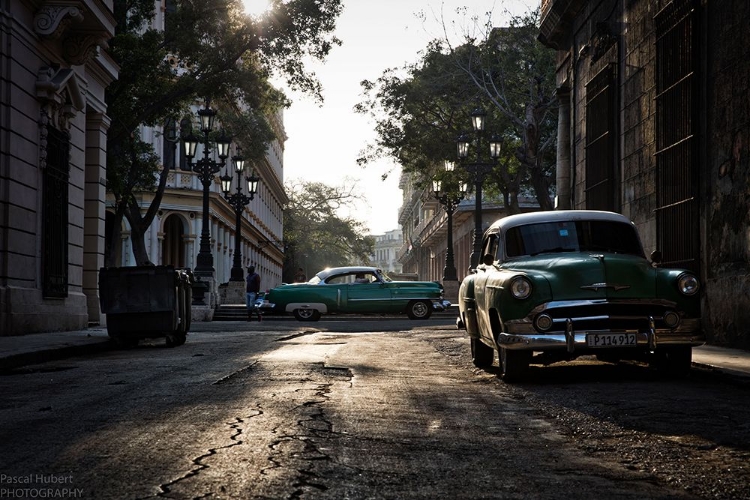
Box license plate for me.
[586,333,637,347]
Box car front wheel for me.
[470,337,494,367]
[406,300,432,320]
[499,347,531,383]
[293,308,321,322]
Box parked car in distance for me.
[457,210,705,382]
[259,266,448,321]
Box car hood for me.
[501,252,658,301]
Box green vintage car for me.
[457,210,705,382]
[260,266,448,321]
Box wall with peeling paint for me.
[542,0,750,349]
[703,0,750,348]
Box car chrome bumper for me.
[499,318,704,352]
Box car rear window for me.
[504,220,644,258]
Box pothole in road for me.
[276,330,320,342]
[316,364,353,380]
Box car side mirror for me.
[482,253,494,266]
[650,250,662,264]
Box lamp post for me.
[220,148,260,282]
[432,161,467,282]
[457,106,501,269]
[183,100,232,277]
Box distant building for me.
[369,229,403,273]
[396,171,538,284]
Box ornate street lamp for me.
[183,100,232,277]
[433,161,467,282]
[457,106,502,269]
[220,147,260,282]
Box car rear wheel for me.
[406,300,432,320]
[470,337,494,367]
[293,308,321,322]
[499,347,531,383]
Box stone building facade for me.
[0,1,118,334]
[396,171,538,301]
[540,0,750,348]
[107,109,288,303]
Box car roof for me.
[487,210,635,233]
[315,266,380,279]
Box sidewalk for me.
[0,324,748,379]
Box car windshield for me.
[504,220,644,258]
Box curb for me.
[0,339,113,372]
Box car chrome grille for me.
[538,301,677,332]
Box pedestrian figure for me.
[294,267,307,283]
[245,266,262,322]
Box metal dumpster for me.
[99,266,192,347]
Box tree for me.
[105,0,343,266]
[452,8,558,210]
[356,40,476,187]
[282,180,374,282]
[356,8,556,212]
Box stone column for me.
[556,86,572,210]
[83,112,110,325]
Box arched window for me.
[162,214,185,267]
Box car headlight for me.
[509,276,532,299]
[677,273,699,296]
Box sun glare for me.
[242,0,271,18]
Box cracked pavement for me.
[1,320,746,499]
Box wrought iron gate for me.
[654,0,700,274]
[42,125,70,298]
[585,64,617,211]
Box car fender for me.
[284,302,328,313]
[458,275,480,336]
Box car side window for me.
[327,275,353,284]
[482,233,499,263]
[352,272,377,284]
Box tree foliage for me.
[282,180,374,282]
[356,40,479,186]
[453,8,558,210]
[356,7,556,212]
[105,0,343,266]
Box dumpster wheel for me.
[166,332,187,347]
[111,335,139,349]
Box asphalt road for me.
[0,318,747,499]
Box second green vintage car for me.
[260,266,448,321]
[458,210,705,382]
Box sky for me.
[245,0,532,235]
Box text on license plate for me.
[586,333,637,347]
